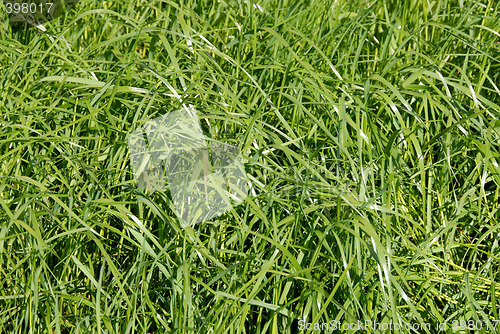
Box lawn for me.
[1,0,500,333]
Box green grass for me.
[1,0,500,333]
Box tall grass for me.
[1,0,500,333]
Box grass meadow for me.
[1,0,500,332]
